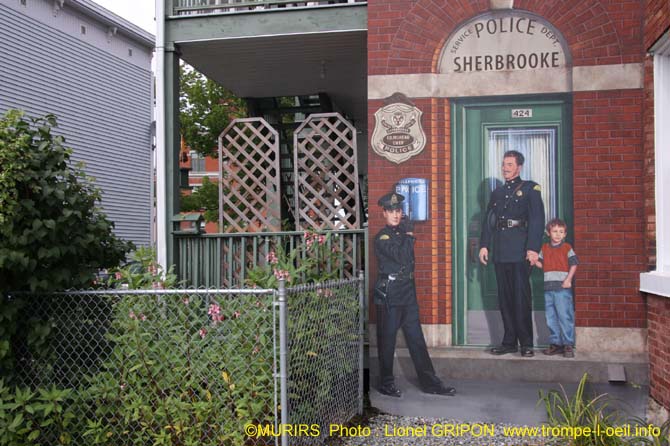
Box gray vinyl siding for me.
[0,3,153,247]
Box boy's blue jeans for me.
[544,288,575,346]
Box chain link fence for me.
[282,278,364,445]
[3,275,363,446]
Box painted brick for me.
[648,295,670,410]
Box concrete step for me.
[368,347,649,385]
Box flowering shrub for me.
[104,247,179,290]
[82,290,275,445]
[246,231,343,288]
[247,231,360,432]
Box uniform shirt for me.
[374,225,415,306]
[480,176,545,263]
[539,241,579,291]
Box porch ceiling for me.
[177,31,367,131]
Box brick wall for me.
[648,296,670,409]
[368,0,644,76]
[644,0,670,50]
[572,90,646,328]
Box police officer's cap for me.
[378,192,405,210]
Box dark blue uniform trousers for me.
[494,261,534,348]
[376,300,441,389]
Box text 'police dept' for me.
[449,16,563,72]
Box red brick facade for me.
[572,89,646,328]
[368,0,648,329]
[648,296,670,409]
[643,0,670,414]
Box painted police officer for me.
[374,192,456,397]
[478,150,545,357]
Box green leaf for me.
[9,413,24,430]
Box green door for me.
[452,97,572,346]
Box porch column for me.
[156,0,181,269]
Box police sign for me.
[371,93,426,164]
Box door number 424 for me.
[511,109,533,118]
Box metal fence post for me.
[278,279,289,446]
[357,270,365,415]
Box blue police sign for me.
[395,178,429,221]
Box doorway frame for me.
[451,94,573,346]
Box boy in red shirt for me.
[536,218,579,358]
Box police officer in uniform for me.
[374,192,456,397]
[478,150,545,357]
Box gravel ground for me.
[326,413,644,446]
[331,414,558,446]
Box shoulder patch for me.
[533,184,541,191]
[379,234,390,240]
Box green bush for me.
[1,109,132,387]
[82,292,275,445]
[0,380,78,446]
[80,249,275,445]
[0,109,133,292]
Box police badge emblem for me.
[371,94,426,164]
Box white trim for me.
[367,63,643,99]
[640,31,670,298]
[654,48,670,273]
[155,0,167,271]
[641,272,670,298]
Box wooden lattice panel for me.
[293,113,360,230]
[218,118,281,232]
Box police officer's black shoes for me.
[423,383,456,396]
[378,384,402,397]
[490,345,518,355]
[520,347,535,357]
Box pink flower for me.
[115,272,123,280]
[129,311,137,320]
[316,288,334,298]
[266,251,278,265]
[140,314,147,321]
[208,303,224,323]
[199,328,207,339]
[317,235,326,245]
[252,346,260,355]
[182,297,190,305]
[273,269,291,281]
[208,303,220,316]
[233,311,241,319]
[148,263,157,275]
[151,281,164,290]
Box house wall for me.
[367,0,647,349]
[0,0,154,247]
[643,0,670,413]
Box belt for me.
[379,272,414,281]
[497,219,527,229]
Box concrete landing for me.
[369,376,648,425]
[372,347,649,384]
[368,347,649,424]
